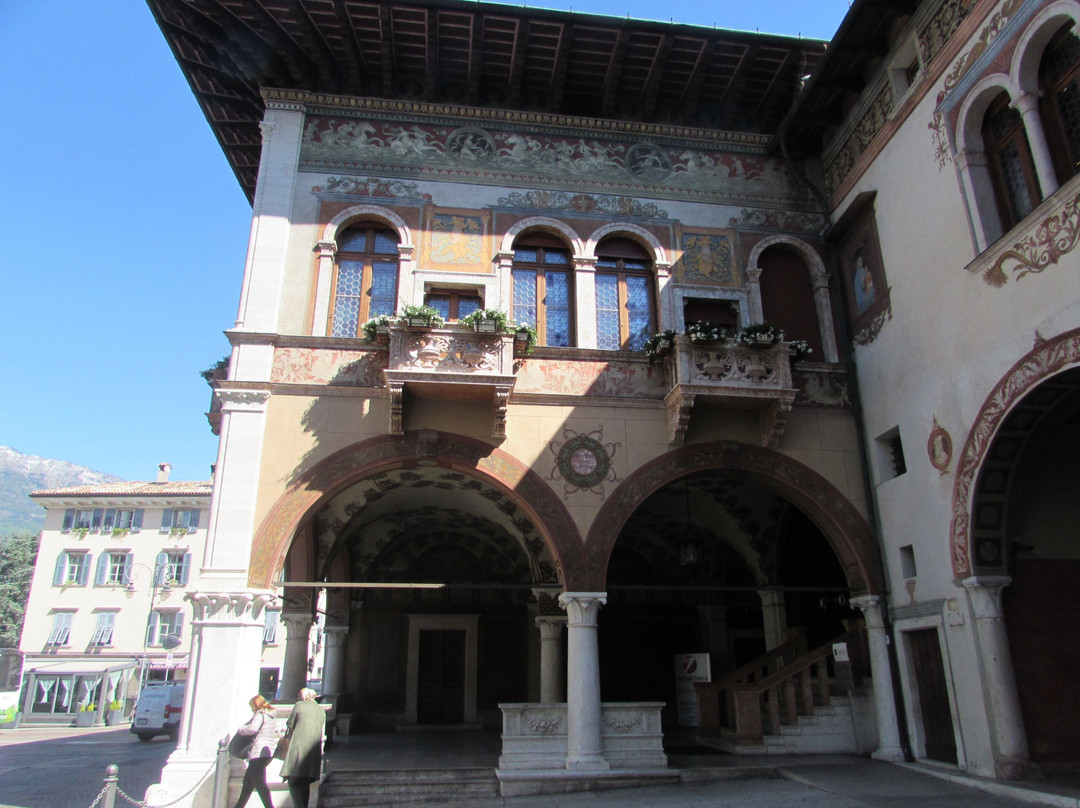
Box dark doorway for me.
[417,629,466,724]
[908,628,957,764]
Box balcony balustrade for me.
[662,336,798,447]
[382,324,518,438]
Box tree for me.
[0,532,40,648]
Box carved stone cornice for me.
[187,591,276,624]
[214,389,271,412]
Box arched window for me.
[758,246,824,358]
[1039,23,1080,186]
[982,92,1041,231]
[511,233,573,347]
[594,237,654,351]
[329,224,400,338]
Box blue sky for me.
[0,0,851,483]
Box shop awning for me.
[23,658,138,675]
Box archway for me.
[249,431,582,730]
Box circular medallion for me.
[555,434,611,488]
[447,127,495,164]
[625,143,672,181]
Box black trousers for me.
[287,775,315,808]
[233,756,273,808]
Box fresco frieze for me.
[271,347,386,387]
[496,190,668,219]
[301,115,800,204]
[430,213,485,265]
[313,176,432,200]
[514,359,666,398]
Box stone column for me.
[811,273,840,362]
[954,149,1000,251]
[535,616,567,704]
[278,612,314,702]
[310,241,337,336]
[573,256,597,349]
[850,595,905,761]
[962,576,1031,778]
[745,267,764,324]
[1013,92,1059,199]
[758,589,788,651]
[146,591,275,808]
[559,592,609,771]
[321,626,348,698]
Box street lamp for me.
[126,560,172,704]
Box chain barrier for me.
[90,758,217,808]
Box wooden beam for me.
[507,17,529,107]
[678,38,713,125]
[602,29,631,117]
[640,33,673,120]
[380,4,394,97]
[466,12,484,106]
[548,22,570,113]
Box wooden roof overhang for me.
[145,0,827,201]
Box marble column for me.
[811,273,840,362]
[758,589,788,651]
[962,576,1031,779]
[850,595,905,761]
[145,591,274,808]
[278,612,314,702]
[321,626,348,698]
[1013,92,1059,199]
[745,267,764,323]
[559,592,609,771]
[535,616,567,704]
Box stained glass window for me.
[330,224,400,336]
[511,241,573,347]
[594,238,654,351]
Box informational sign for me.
[674,653,712,727]
[833,642,855,691]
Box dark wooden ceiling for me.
[146,0,827,200]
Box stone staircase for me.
[317,767,499,808]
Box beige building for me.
[20,466,291,726]
[138,0,1080,803]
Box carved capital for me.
[962,575,1011,620]
[187,591,276,624]
[745,266,764,284]
[849,594,884,629]
[215,389,271,412]
[314,240,337,258]
[559,592,607,626]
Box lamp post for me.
[126,560,171,705]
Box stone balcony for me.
[383,324,519,438]
[662,336,798,447]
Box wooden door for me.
[417,630,466,724]
[908,629,957,763]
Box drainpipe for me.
[777,120,913,762]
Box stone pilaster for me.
[311,240,337,336]
[758,589,788,650]
[811,273,840,362]
[850,595,905,761]
[745,266,764,323]
[559,592,609,771]
[146,591,275,808]
[962,576,1031,779]
[535,616,567,704]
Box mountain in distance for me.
[0,446,122,536]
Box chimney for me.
[157,463,172,483]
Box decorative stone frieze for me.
[214,389,271,412]
[187,591,276,624]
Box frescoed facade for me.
[140,0,1080,803]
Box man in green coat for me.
[280,688,326,808]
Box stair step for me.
[319,768,499,807]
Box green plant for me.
[399,304,445,328]
[79,702,96,712]
[737,322,784,346]
[789,339,813,361]
[170,526,190,537]
[642,330,678,364]
[460,308,512,333]
[108,699,123,711]
[513,323,539,354]
[360,314,394,343]
[111,527,130,538]
[200,355,230,383]
[687,321,729,343]
[70,527,90,539]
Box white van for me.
[130,683,186,742]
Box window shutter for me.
[146,612,159,646]
[155,552,169,585]
[77,555,91,586]
[123,553,134,583]
[95,554,109,586]
[53,554,67,586]
[132,510,144,532]
[91,509,104,532]
[102,510,116,532]
[160,510,173,533]
[62,509,74,533]
[188,510,200,533]
[180,552,191,585]
[173,612,184,640]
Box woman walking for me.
[280,687,326,808]
[232,695,283,808]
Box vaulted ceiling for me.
[145,0,827,199]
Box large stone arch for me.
[950,328,1080,579]
[581,440,878,594]
[248,431,584,589]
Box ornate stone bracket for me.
[186,591,277,625]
